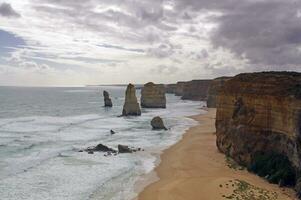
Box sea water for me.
[0,86,205,200]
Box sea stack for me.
[151,116,167,130]
[103,90,113,107]
[122,84,141,116]
[215,72,301,190]
[141,82,166,108]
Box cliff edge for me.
[215,72,301,193]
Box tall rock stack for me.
[175,81,186,96]
[103,90,113,107]
[141,82,166,108]
[181,80,212,101]
[206,77,231,108]
[215,72,301,191]
[122,84,141,116]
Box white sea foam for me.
[0,92,205,200]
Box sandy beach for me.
[138,108,296,200]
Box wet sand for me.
[138,108,296,200]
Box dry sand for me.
[137,108,296,200]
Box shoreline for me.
[136,108,296,200]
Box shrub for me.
[249,152,296,186]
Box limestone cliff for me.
[141,82,166,108]
[215,72,301,189]
[165,84,176,94]
[181,80,212,101]
[207,77,231,108]
[122,84,141,116]
[175,82,186,96]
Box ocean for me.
[0,86,205,200]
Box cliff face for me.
[181,80,212,101]
[216,72,301,187]
[122,84,141,116]
[141,82,166,108]
[207,77,231,108]
[175,82,186,96]
[165,84,176,94]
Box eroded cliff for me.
[215,72,301,190]
[175,81,186,96]
[165,84,176,94]
[207,77,231,108]
[181,80,212,101]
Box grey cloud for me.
[151,64,179,74]
[175,0,301,67]
[0,3,20,18]
[147,42,182,58]
[210,1,301,66]
[97,44,145,53]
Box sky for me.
[0,0,301,86]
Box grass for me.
[221,179,278,200]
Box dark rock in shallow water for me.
[151,116,167,130]
[85,143,117,154]
[88,151,94,154]
[118,145,133,153]
[94,144,116,152]
[103,90,113,107]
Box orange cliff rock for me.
[181,79,212,101]
[206,77,232,108]
[215,72,301,196]
[175,81,186,96]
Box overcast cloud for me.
[0,0,300,86]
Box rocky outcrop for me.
[118,145,133,153]
[165,84,176,94]
[181,80,212,101]
[84,144,117,154]
[122,84,141,116]
[103,90,113,107]
[175,81,186,96]
[141,82,166,108]
[151,116,168,130]
[215,72,301,189]
[118,145,143,153]
[207,77,232,108]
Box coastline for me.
[136,108,297,200]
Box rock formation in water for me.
[175,81,186,96]
[84,143,117,154]
[215,72,301,191]
[103,90,113,107]
[151,116,168,130]
[141,82,166,108]
[165,84,177,94]
[181,80,212,101]
[206,77,232,108]
[122,84,141,116]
